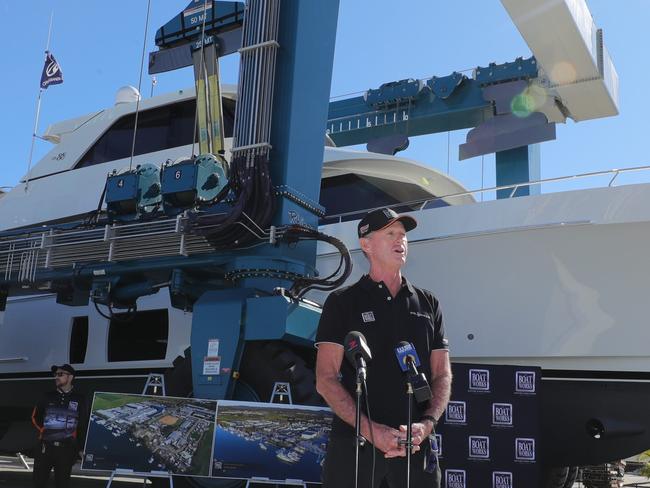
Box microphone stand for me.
[354,368,365,488]
[401,377,414,488]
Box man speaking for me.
[316,208,452,488]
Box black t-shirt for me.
[316,275,448,437]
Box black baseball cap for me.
[357,207,417,238]
[51,364,76,376]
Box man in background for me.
[32,364,88,488]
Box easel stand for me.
[269,382,293,404]
[106,468,173,488]
[142,373,166,396]
[16,452,30,470]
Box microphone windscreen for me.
[344,331,371,363]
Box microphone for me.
[395,342,421,373]
[344,331,372,381]
[395,341,432,404]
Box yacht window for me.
[69,316,89,364]
[76,98,235,168]
[319,173,447,224]
[107,309,168,362]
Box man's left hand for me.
[406,422,432,446]
[383,423,431,458]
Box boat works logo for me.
[435,433,442,456]
[361,311,375,323]
[493,471,513,488]
[445,401,466,424]
[492,403,513,426]
[515,371,536,394]
[515,438,536,462]
[468,435,490,459]
[445,469,466,488]
[468,369,490,392]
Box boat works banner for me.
[438,363,541,488]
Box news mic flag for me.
[40,51,63,89]
[344,331,372,365]
[394,341,421,372]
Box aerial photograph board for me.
[82,392,217,477]
[212,400,333,483]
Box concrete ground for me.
[0,456,151,487]
[2,456,650,487]
[622,474,650,487]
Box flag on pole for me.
[40,51,63,89]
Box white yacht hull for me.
[3,182,650,464]
[317,182,650,373]
[6,182,650,376]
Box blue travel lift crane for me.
[0,0,618,405]
[132,0,343,402]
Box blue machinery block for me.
[191,291,320,400]
[105,163,162,221]
[161,154,228,215]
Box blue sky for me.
[1,0,648,198]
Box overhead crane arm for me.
[328,72,491,149]
[326,57,556,162]
[326,0,618,199]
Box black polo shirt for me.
[316,274,448,437]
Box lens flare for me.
[511,92,535,118]
[550,61,577,85]
[511,85,549,118]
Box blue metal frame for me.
[326,56,538,149]
[189,0,340,399]
[154,1,245,49]
[327,75,490,148]
[496,145,541,198]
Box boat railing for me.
[0,357,28,363]
[324,164,650,223]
